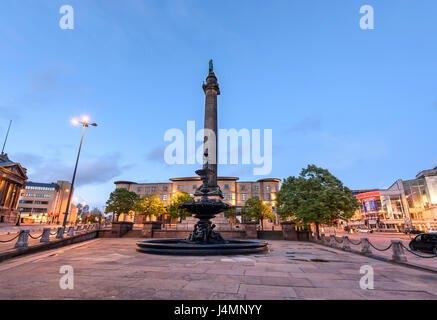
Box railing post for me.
[361,237,372,255]
[321,233,326,245]
[40,228,51,243]
[391,239,407,262]
[76,226,82,234]
[329,234,337,248]
[67,226,74,237]
[342,235,351,251]
[56,227,65,239]
[15,230,30,249]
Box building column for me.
[1,182,11,207]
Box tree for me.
[277,164,359,239]
[224,207,239,224]
[89,208,104,223]
[167,192,194,222]
[105,188,139,222]
[134,194,167,221]
[242,196,275,230]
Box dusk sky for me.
[1,0,437,211]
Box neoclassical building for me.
[0,153,28,224]
[114,177,281,225]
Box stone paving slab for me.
[0,238,436,300]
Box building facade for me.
[351,167,437,232]
[114,177,281,226]
[0,153,28,224]
[17,180,78,224]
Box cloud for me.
[146,146,165,162]
[11,152,129,187]
[287,117,323,135]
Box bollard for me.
[361,237,372,255]
[15,230,30,249]
[67,226,74,237]
[391,239,407,263]
[40,228,51,243]
[56,227,65,239]
[329,234,337,248]
[76,226,82,234]
[321,233,326,245]
[342,235,351,251]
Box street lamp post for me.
[62,117,97,227]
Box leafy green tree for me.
[277,165,359,239]
[224,207,239,224]
[105,188,139,222]
[242,196,275,230]
[168,192,194,222]
[224,208,238,219]
[88,208,104,223]
[134,194,167,221]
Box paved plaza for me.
[0,238,436,300]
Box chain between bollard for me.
[401,244,437,258]
[0,232,21,243]
[28,232,44,240]
[348,238,362,246]
[334,236,344,244]
[369,242,393,252]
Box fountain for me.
[136,61,268,256]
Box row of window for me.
[222,193,274,201]
[21,193,51,198]
[19,200,49,205]
[137,184,278,193]
[25,186,56,191]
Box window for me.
[163,186,168,192]
[240,185,246,191]
[151,186,156,193]
[266,193,271,201]
[163,195,167,201]
[224,184,229,190]
[145,187,150,193]
[178,185,183,191]
[254,193,259,198]
[193,185,197,190]
[241,194,246,201]
[275,185,278,192]
[137,187,143,193]
[266,186,271,192]
[227,194,233,201]
[254,186,259,191]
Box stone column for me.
[391,239,407,262]
[244,222,258,239]
[361,237,372,255]
[281,222,298,241]
[142,222,154,238]
[40,228,51,243]
[342,236,351,251]
[15,230,29,248]
[202,64,220,190]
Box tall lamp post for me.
[62,116,98,227]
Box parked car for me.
[356,226,373,233]
[409,233,437,254]
[404,227,424,235]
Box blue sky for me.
[1,0,437,210]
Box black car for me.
[404,227,423,235]
[409,233,437,254]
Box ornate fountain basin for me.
[137,238,269,256]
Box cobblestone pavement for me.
[0,239,436,300]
